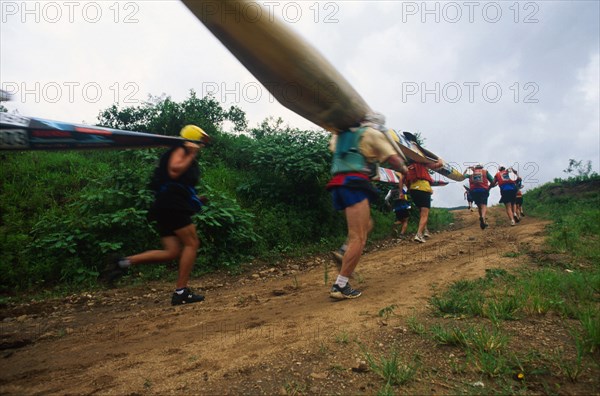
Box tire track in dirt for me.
[0,207,549,394]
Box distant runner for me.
[494,166,520,226]
[385,180,411,239]
[516,176,525,217]
[464,164,496,229]
[463,185,474,211]
[405,159,444,243]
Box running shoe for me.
[329,283,362,299]
[171,287,205,305]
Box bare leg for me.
[400,219,408,234]
[417,207,430,235]
[173,223,200,289]
[340,199,371,278]
[505,204,514,222]
[127,236,181,264]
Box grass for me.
[526,174,600,262]
[283,379,306,395]
[384,175,600,392]
[335,331,350,345]
[468,325,510,354]
[485,291,523,321]
[424,260,599,383]
[406,313,426,335]
[469,348,513,378]
[378,304,398,320]
[430,324,469,347]
[429,322,509,352]
[363,346,420,386]
[376,383,396,396]
[323,261,330,285]
[430,264,598,322]
[430,278,487,317]
[578,308,600,353]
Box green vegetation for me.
[395,172,600,393]
[0,92,454,294]
[363,346,420,387]
[525,173,600,262]
[378,304,398,320]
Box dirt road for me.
[0,207,550,395]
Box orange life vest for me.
[495,170,515,187]
[406,163,433,184]
[469,168,489,190]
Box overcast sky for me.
[1,0,598,207]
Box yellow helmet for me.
[180,125,210,144]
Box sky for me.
[1,0,599,208]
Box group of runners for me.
[381,160,444,243]
[316,116,532,300]
[101,116,528,303]
[463,164,525,229]
[379,162,525,249]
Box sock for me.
[175,288,186,295]
[335,275,349,288]
[117,258,131,268]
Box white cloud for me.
[577,53,600,105]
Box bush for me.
[0,94,457,293]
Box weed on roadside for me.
[406,313,426,335]
[378,304,398,320]
[362,346,420,387]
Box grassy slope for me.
[379,175,600,395]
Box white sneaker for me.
[423,229,431,238]
[511,219,516,226]
[414,233,426,243]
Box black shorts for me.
[395,209,410,221]
[471,190,489,206]
[516,197,523,205]
[410,189,431,209]
[151,209,194,237]
[500,189,517,205]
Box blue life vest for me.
[331,128,372,175]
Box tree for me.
[96,90,248,136]
[563,159,594,177]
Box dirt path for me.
[0,207,549,395]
